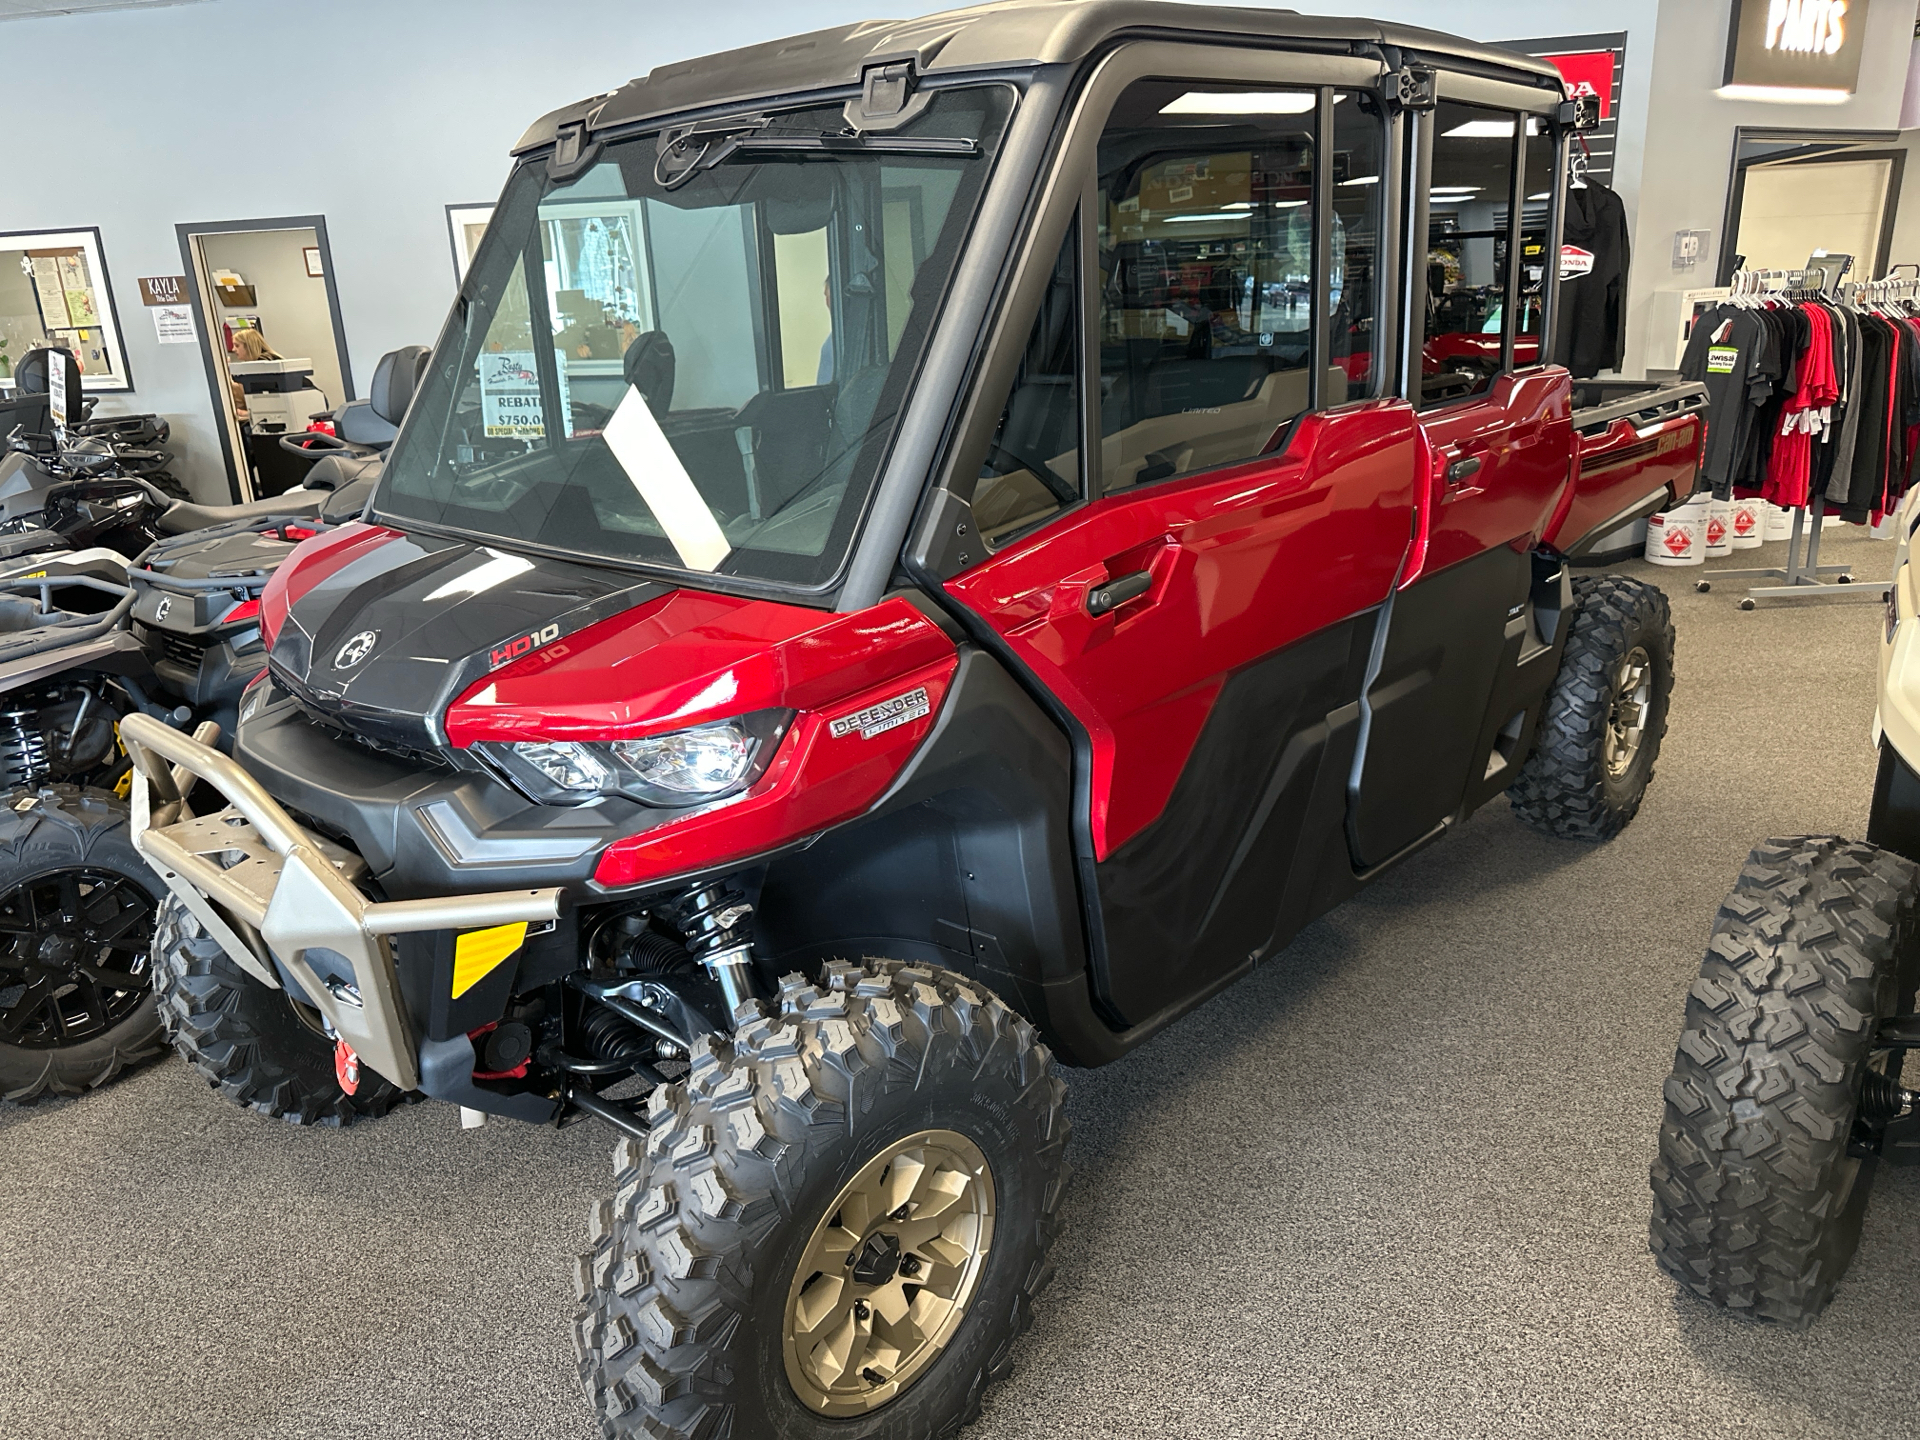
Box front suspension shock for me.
[670,884,758,1019]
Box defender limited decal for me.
[831,686,931,741]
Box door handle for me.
[1446,455,1483,484]
[1086,570,1153,617]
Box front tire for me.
[151,894,405,1125]
[0,786,167,1103]
[574,959,1069,1439]
[1509,574,1675,841]
[1649,836,1918,1326]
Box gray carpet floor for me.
[5,525,1916,1440]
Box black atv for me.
[0,471,377,1103]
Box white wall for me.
[4,0,959,498]
[7,0,1908,496]
[1625,0,1920,377]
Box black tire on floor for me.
[151,894,405,1126]
[1508,574,1675,842]
[573,959,1070,1440]
[0,786,168,1103]
[1649,836,1919,1327]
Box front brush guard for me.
[120,712,561,1092]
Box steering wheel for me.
[982,440,1078,509]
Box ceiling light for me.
[1715,84,1851,104]
[1162,212,1251,222]
[1161,91,1315,115]
[1445,119,1516,138]
[1340,175,1380,186]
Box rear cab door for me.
[911,41,1426,1026]
[1346,70,1574,866]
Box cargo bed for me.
[1548,378,1708,558]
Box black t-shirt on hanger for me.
[1682,306,1775,495]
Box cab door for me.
[941,70,1416,1025]
[1348,89,1570,865]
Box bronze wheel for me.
[1603,645,1652,778]
[783,1129,996,1416]
[575,959,1069,1440]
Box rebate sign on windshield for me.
[479,351,571,439]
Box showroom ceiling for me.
[0,0,206,18]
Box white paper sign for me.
[46,353,67,427]
[601,386,731,572]
[153,305,195,344]
[478,351,570,438]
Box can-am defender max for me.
[1649,482,1920,1328]
[125,6,1701,1434]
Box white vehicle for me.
[1649,493,1920,1327]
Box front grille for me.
[154,631,207,672]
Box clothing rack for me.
[1694,493,1878,609]
[1692,264,1887,609]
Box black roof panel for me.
[511,0,1561,155]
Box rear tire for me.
[0,786,167,1103]
[1649,836,1919,1326]
[574,959,1069,1439]
[151,894,404,1125]
[1509,574,1674,841]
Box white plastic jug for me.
[1763,502,1795,541]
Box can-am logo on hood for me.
[334,630,379,670]
[154,596,172,623]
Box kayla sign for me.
[1724,0,1868,95]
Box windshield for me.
[375,86,1013,589]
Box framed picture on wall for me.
[0,226,134,393]
[446,203,495,284]
[303,246,324,277]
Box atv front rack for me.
[120,712,561,1092]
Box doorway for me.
[1719,129,1906,283]
[176,217,354,502]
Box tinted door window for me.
[1096,83,1341,492]
[1332,91,1386,396]
[1517,119,1556,357]
[971,223,1082,546]
[1422,103,1520,406]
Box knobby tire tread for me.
[1508,574,1674,842]
[0,785,167,1104]
[573,958,1070,1440]
[151,895,404,1126]
[1649,835,1918,1326]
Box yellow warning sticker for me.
[451,921,528,999]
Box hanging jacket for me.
[1550,180,1631,378]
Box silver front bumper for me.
[121,712,561,1092]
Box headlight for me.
[481,710,790,807]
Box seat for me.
[623,331,675,417]
[158,491,325,535]
[332,345,429,448]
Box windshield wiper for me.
[656,116,975,189]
